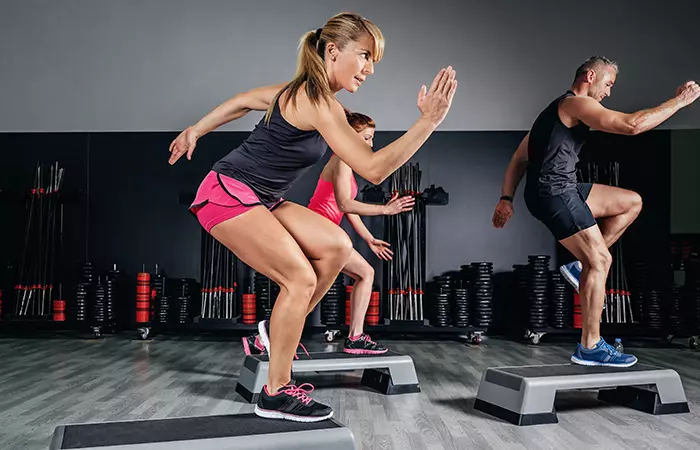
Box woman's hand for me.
[417,67,458,127]
[383,192,415,215]
[367,237,393,261]
[168,126,200,165]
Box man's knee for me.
[586,247,612,273]
[629,191,643,214]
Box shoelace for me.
[363,334,377,346]
[293,342,311,360]
[255,334,311,360]
[282,383,315,406]
[600,340,621,357]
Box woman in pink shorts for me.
[169,12,458,423]
[242,111,415,356]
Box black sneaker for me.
[343,334,388,355]
[257,320,305,383]
[257,320,272,354]
[254,383,333,422]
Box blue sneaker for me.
[559,261,582,292]
[570,338,638,367]
[560,261,607,310]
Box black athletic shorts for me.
[524,183,596,241]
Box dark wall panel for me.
[0,130,671,297]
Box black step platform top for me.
[253,350,404,362]
[494,363,664,378]
[59,413,340,449]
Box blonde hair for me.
[265,12,384,123]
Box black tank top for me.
[212,97,329,207]
[525,91,590,196]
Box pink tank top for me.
[308,173,358,225]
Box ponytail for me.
[265,12,384,125]
[265,29,332,124]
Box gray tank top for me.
[212,97,329,206]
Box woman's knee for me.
[279,264,317,300]
[329,231,353,261]
[356,261,375,282]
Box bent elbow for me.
[367,170,386,186]
[628,124,644,136]
[620,116,643,136]
[354,165,383,185]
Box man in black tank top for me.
[492,56,699,367]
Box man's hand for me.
[676,81,700,107]
[492,199,514,228]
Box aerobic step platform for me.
[49,413,355,450]
[474,363,689,426]
[235,350,421,403]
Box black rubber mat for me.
[60,413,340,448]
[496,363,663,378]
[254,350,403,362]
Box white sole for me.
[254,405,333,422]
[570,355,637,368]
[258,321,271,355]
[559,265,580,292]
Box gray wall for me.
[2,0,700,132]
[671,130,700,234]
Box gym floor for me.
[1,335,698,450]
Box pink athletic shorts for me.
[189,171,284,233]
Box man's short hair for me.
[574,56,618,82]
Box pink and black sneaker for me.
[254,383,333,422]
[343,333,388,355]
[242,334,265,356]
[257,319,311,360]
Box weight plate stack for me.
[177,294,190,324]
[684,260,700,328]
[156,287,170,325]
[73,283,89,322]
[92,279,106,325]
[527,255,550,330]
[152,275,166,324]
[689,286,700,330]
[645,289,662,330]
[174,278,196,324]
[549,271,571,328]
[156,295,170,324]
[451,287,470,327]
[106,266,120,326]
[667,283,684,333]
[321,273,344,326]
[459,265,473,291]
[254,271,278,321]
[430,275,454,327]
[470,262,493,329]
[433,275,455,293]
[630,262,648,325]
[512,264,529,327]
[82,262,95,285]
